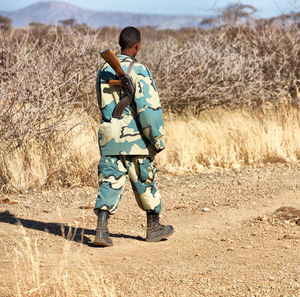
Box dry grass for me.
[12,225,114,297]
[158,107,300,173]
[0,112,98,192]
[1,107,299,193]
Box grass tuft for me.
[12,225,115,297]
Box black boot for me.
[94,210,113,247]
[146,211,174,242]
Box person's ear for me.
[135,42,141,52]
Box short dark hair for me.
[119,27,141,50]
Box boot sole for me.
[145,228,175,242]
[93,240,113,247]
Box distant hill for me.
[0,1,206,29]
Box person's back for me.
[93,27,174,247]
[97,54,165,156]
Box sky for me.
[0,0,299,17]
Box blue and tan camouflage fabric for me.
[96,54,165,156]
[94,155,161,214]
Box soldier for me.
[94,26,174,247]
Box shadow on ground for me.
[0,210,144,246]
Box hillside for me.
[1,1,205,29]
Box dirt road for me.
[0,164,299,296]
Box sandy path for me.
[0,164,299,296]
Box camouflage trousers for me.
[94,155,162,215]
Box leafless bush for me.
[0,15,12,30]
[0,26,103,152]
[0,24,299,192]
[2,24,298,128]
[59,18,76,27]
[141,24,300,112]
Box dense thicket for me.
[0,24,299,192]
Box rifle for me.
[100,49,135,118]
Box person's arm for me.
[134,65,165,153]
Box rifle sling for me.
[96,71,101,107]
[112,61,135,118]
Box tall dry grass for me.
[0,112,99,192]
[12,225,114,297]
[158,107,300,173]
[1,108,299,193]
[0,24,299,192]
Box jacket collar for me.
[118,54,137,62]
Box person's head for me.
[119,26,141,57]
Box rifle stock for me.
[100,49,124,78]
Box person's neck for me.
[121,48,136,57]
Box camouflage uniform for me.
[94,54,165,215]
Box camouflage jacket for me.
[96,54,165,156]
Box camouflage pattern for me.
[94,155,161,214]
[96,54,165,156]
[94,54,164,215]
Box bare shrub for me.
[141,24,300,112]
[29,22,47,27]
[0,26,101,152]
[0,15,12,30]
[220,3,257,24]
[0,24,299,192]
[59,18,76,27]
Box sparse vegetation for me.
[0,19,300,297]
[220,3,257,24]
[13,225,115,297]
[0,23,299,193]
[0,15,12,30]
[59,18,76,27]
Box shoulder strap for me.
[96,71,101,107]
[126,61,135,76]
